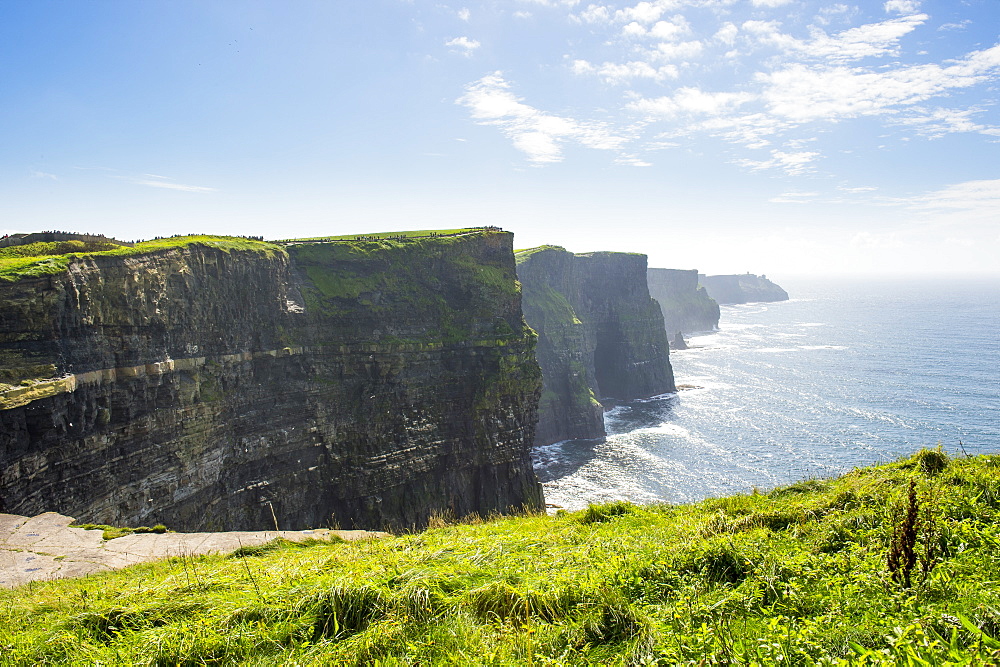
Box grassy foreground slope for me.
[3,450,999,665]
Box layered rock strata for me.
[647,268,720,334]
[516,246,676,447]
[698,273,789,304]
[0,231,543,531]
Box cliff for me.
[0,231,543,531]
[646,268,720,334]
[516,246,675,446]
[698,273,789,304]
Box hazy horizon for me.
[2,0,998,276]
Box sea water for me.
[534,276,1000,510]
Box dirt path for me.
[0,512,387,588]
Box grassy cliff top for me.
[514,245,567,263]
[277,228,500,243]
[0,235,285,282]
[4,449,999,664]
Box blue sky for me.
[1,0,997,275]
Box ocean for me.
[533,276,1000,511]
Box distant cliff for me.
[516,247,675,446]
[698,274,789,305]
[0,230,543,531]
[647,268,720,335]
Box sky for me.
[1,0,998,275]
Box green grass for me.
[70,524,170,541]
[514,245,566,264]
[4,449,1000,664]
[277,228,488,243]
[0,236,286,282]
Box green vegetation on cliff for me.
[289,230,523,346]
[4,450,999,664]
[0,236,285,282]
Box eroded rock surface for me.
[0,231,543,531]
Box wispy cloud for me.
[457,72,627,163]
[572,59,678,83]
[30,170,59,181]
[910,179,1000,218]
[736,149,819,175]
[134,175,216,192]
[459,0,1000,175]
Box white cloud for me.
[736,149,819,174]
[911,179,1000,218]
[743,14,927,63]
[757,44,1000,122]
[651,40,704,61]
[135,177,215,193]
[799,14,927,63]
[714,22,738,46]
[623,15,691,40]
[752,0,793,7]
[629,87,755,117]
[939,20,971,32]
[769,191,820,203]
[577,4,611,23]
[30,170,58,180]
[445,36,481,54]
[884,0,920,14]
[572,59,678,83]
[457,8,470,21]
[615,154,653,166]
[458,72,627,163]
[615,2,667,24]
[519,0,581,7]
[896,106,1000,138]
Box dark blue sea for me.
[533,276,1000,510]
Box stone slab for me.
[0,512,388,589]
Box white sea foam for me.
[540,277,1000,509]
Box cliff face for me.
[698,274,789,305]
[516,247,675,447]
[646,268,720,334]
[0,232,543,531]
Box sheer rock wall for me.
[516,247,675,447]
[0,232,543,531]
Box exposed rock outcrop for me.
[0,231,543,531]
[647,268,720,334]
[698,273,789,304]
[516,246,676,447]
